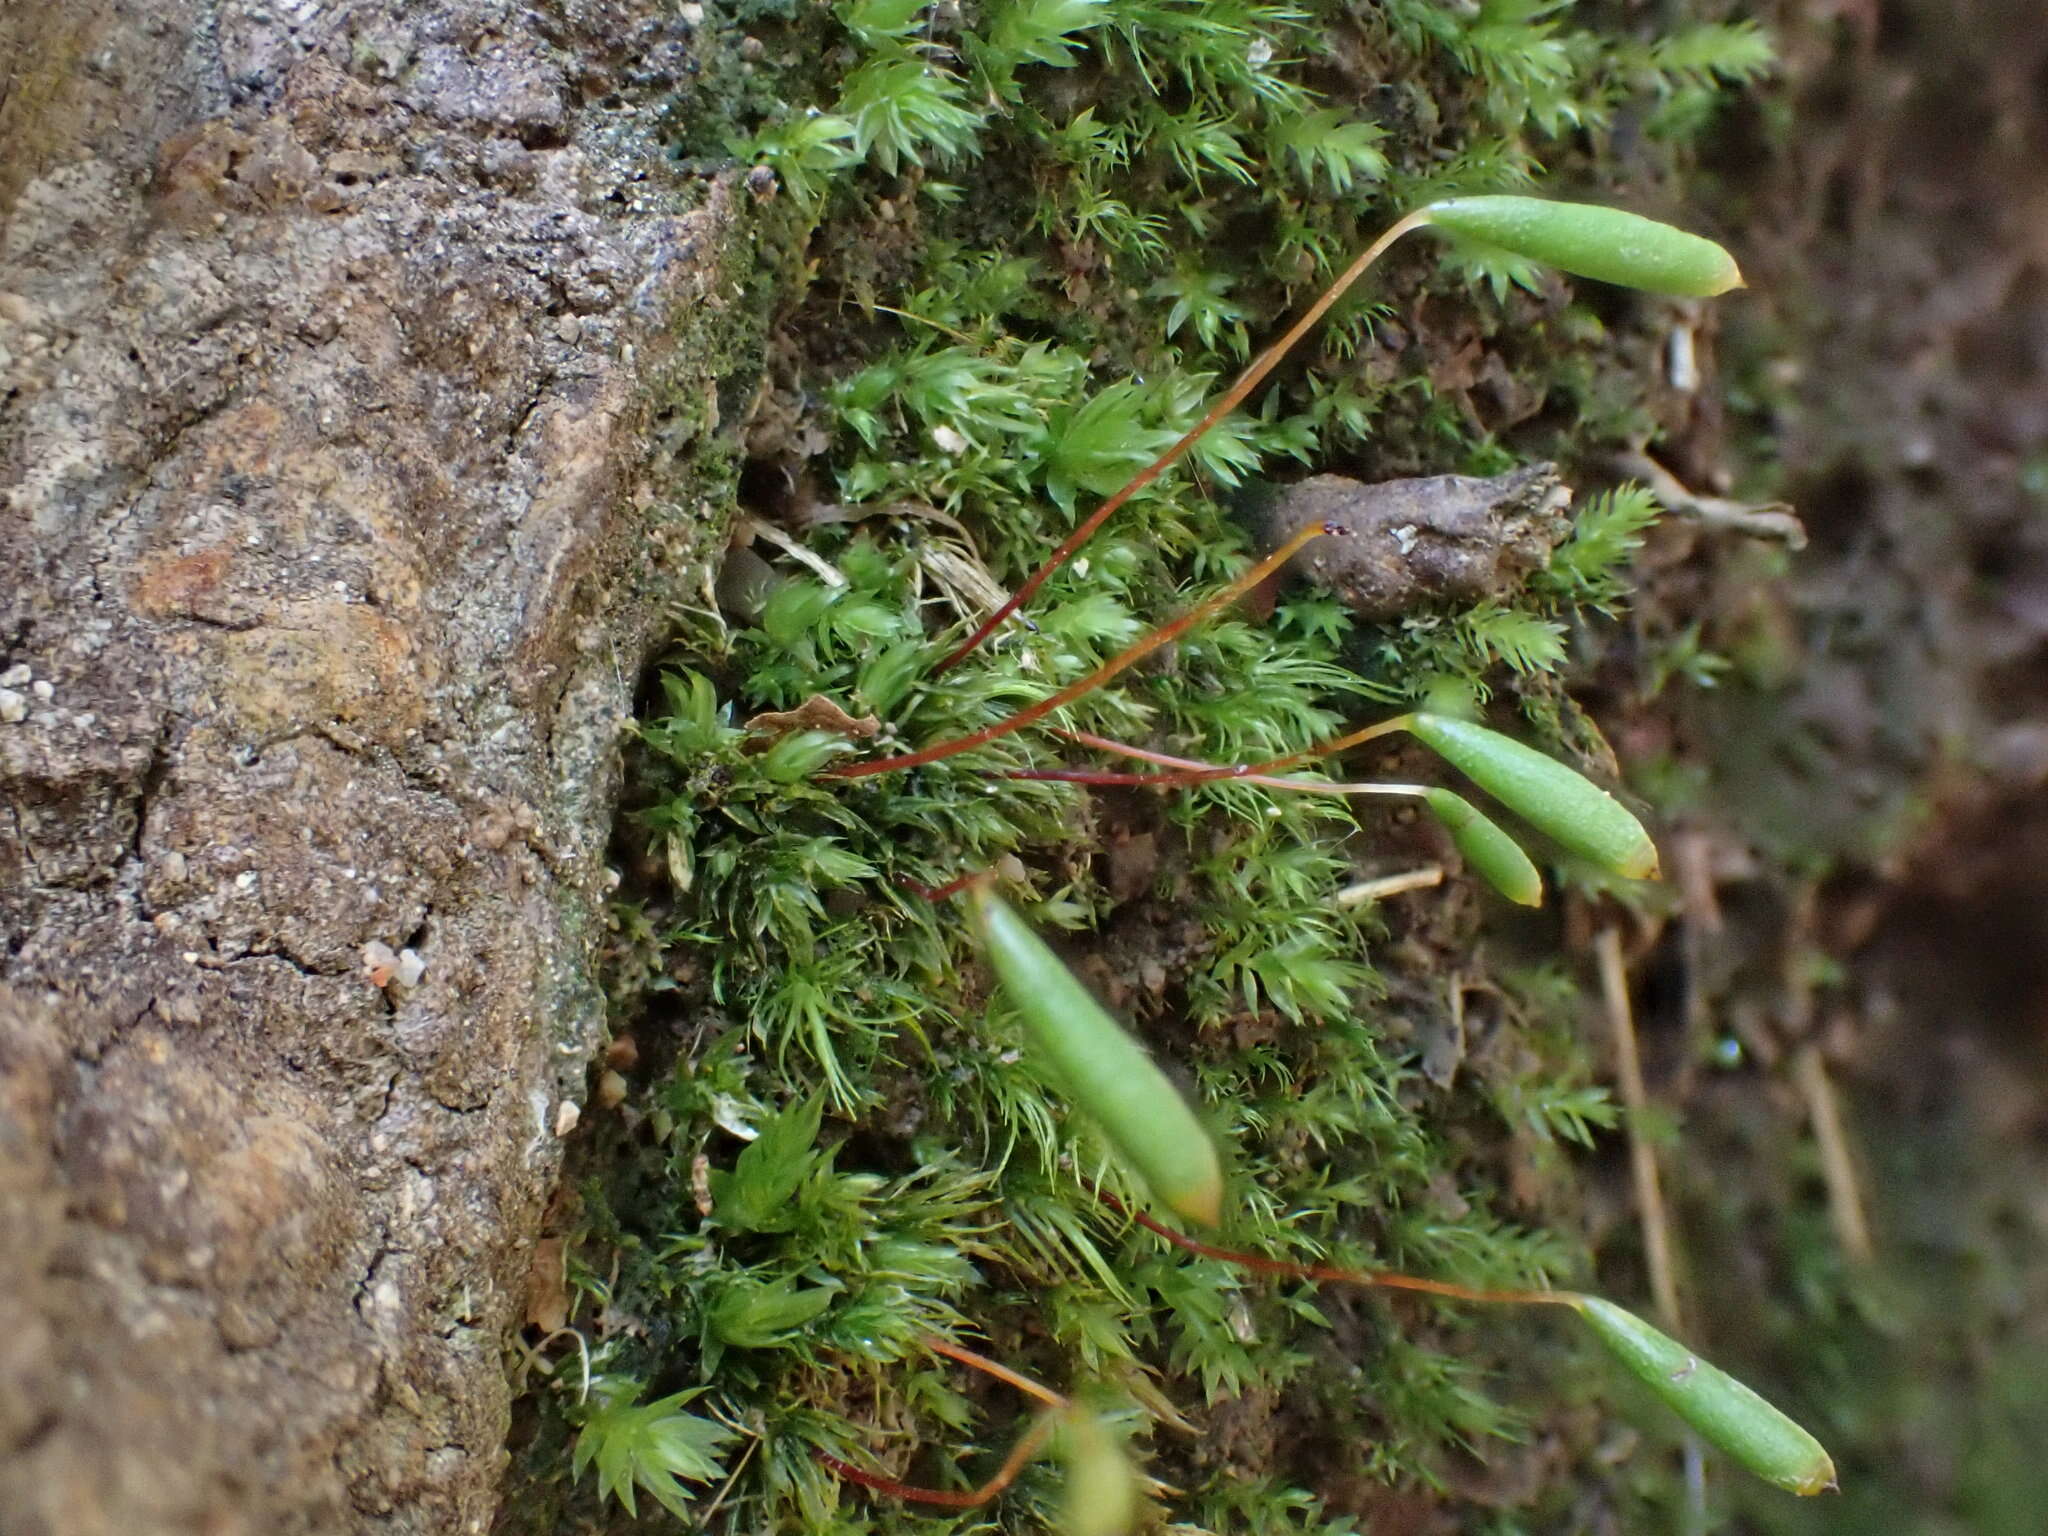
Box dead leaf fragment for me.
[743,694,880,746]
[525,1236,569,1333]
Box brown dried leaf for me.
[524,1236,569,1334]
[743,694,881,746]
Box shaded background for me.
[1663,1,2048,1529]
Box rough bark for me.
[0,2,747,1531]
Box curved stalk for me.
[818,1336,1069,1509]
[1055,715,1415,786]
[933,210,1432,673]
[817,1413,1061,1509]
[1104,1194,1573,1309]
[825,522,1337,779]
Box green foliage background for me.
[499,3,1800,1532]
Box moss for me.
[0,12,93,213]
[500,3,1782,1532]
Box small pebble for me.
[0,664,28,687]
[0,689,23,723]
[362,940,399,987]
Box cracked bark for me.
[0,2,749,1532]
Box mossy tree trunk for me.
[0,3,753,1531]
[17,0,2043,1531]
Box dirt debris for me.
[1246,464,1572,620]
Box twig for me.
[1596,924,1701,1524]
[699,1428,762,1525]
[1794,1043,1873,1264]
[1335,866,1446,907]
[1595,925,1682,1331]
[741,515,848,588]
[1617,450,1808,550]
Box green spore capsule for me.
[1571,1295,1837,1496]
[1409,714,1659,880]
[1059,1408,1139,1536]
[1423,789,1544,907]
[970,885,1226,1228]
[1422,196,1743,298]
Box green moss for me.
[0,16,92,212]
[500,3,1782,1532]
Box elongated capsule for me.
[1423,788,1543,907]
[1570,1295,1836,1496]
[1421,196,1743,299]
[969,886,1226,1227]
[1060,1408,1139,1536]
[1408,714,1659,880]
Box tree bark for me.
[0,2,745,1531]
